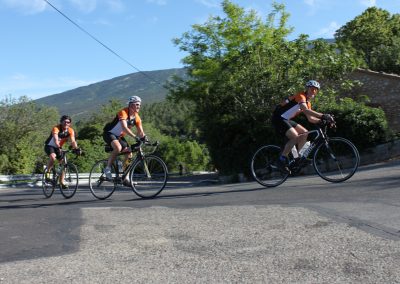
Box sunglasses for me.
[132,103,141,107]
[63,120,71,124]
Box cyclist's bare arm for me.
[136,124,145,139]
[69,132,78,149]
[120,119,137,139]
[300,103,323,124]
[52,132,61,148]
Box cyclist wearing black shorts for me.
[272,80,330,172]
[102,96,146,180]
[44,115,81,187]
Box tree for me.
[335,7,400,72]
[76,98,124,141]
[0,96,59,174]
[141,99,199,140]
[169,0,362,175]
[369,36,400,74]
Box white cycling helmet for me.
[127,96,142,105]
[305,80,320,89]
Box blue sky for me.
[1,0,399,100]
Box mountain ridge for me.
[35,68,186,120]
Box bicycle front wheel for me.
[89,160,117,200]
[250,145,289,187]
[313,137,360,182]
[42,167,55,198]
[129,155,168,198]
[59,163,79,199]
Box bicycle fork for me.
[141,157,152,178]
[324,142,338,161]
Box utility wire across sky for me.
[42,0,164,87]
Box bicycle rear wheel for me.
[42,167,56,198]
[89,160,117,200]
[59,163,79,199]
[313,137,360,182]
[129,155,168,198]
[250,145,289,187]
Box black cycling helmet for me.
[60,115,72,123]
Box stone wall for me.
[348,68,400,133]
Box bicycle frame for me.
[50,149,70,182]
[114,141,156,183]
[298,128,324,157]
[288,126,330,173]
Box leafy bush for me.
[317,97,391,150]
[312,86,391,149]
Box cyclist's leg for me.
[44,145,57,173]
[281,120,300,157]
[271,118,295,172]
[44,145,62,181]
[294,124,308,151]
[107,140,122,167]
[119,137,131,165]
[103,132,122,179]
[58,156,67,187]
[119,137,132,185]
[103,133,122,167]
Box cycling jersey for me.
[45,125,75,148]
[103,107,142,137]
[273,92,312,120]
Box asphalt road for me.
[0,160,400,283]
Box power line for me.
[42,0,163,86]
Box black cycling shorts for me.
[271,116,298,137]
[44,145,63,160]
[103,132,129,150]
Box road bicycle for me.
[89,139,168,200]
[250,120,360,187]
[41,149,80,199]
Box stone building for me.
[348,68,400,133]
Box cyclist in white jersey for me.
[271,80,332,172]
[102,96,146,179]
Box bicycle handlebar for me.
[59,148,84,156]
[120,140,159,153]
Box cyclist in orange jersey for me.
[102,96,146,180]
[44,115,81,187]
[271,80,333,173]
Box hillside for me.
[35,68,186,120]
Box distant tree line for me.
[0,96,211,175]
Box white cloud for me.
[315,21,340,38]
[69,0,97,13]
[106,0,124,12]
[147,16,159,24]
[0,0,47,14]
[70,0,125,13]
[93,18,113,26]
[304,0,316,6]
[195,0,219,8]
[360,0,376,7]
[146,0,167,6]
[1,0,124,14]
